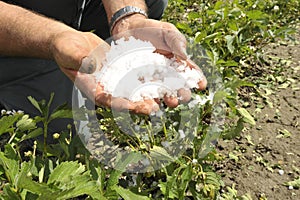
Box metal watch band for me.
[109,6,148,35]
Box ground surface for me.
[216,27,300,199]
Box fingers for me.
[163,96,178,108]
[64,69,160,115]
[161,23,187,60]
[177,88,192,103]
[186,59,208,90]
[93,82,159,115]
[96,92,160,115]
[119,20,187,60]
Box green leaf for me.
[20,128,43,142]
[178,165,192,198]
[149,146,175,162]
[188,12,200,20]
[195,31,207,43]
[47,161,85,185]
[225,35,235,54]
[52,177,105,200]
[112,185,150,200]
[237,108,256,125]
[49,103,73,122]
[222,118,244,140]
[27,96,43,114]
[176,22,189,30]
[205,171,224,188]
[0,114,21,136]
[47,93,55,111]
[2,184,22,200]
[214,1,224,10]
[0,145,19,186]
[213,91,229,103]
[16,114,36,132]
[45,161,105,199]
[17,163,55,197]
[246,10,267,20]
[284,177,300,189]
[158,177,178,199]
[228,21,238,32]
[276,129,292,138]
[108,152,143,187]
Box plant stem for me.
[43,121,48,158]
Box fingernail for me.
[80,57,96,74]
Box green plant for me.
[0,0,299,199]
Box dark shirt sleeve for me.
[2,0,110,39]
[3,0,80,28]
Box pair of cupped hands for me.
[51,16,207,114]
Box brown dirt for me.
[216,27,300,199]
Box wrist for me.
[111,13,147,35]
[109,6,148,36]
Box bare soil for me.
[216,27,300,199]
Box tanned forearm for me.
[102,0,147,23]
[0,1,74,58]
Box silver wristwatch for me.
[109,6,148,35]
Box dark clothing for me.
[0,0,168,132]
[3,0,167,39]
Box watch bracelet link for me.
[109,6,148,35]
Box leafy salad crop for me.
[0,0,298,199]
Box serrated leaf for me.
[0,114,20,136]
[47,161,85,185]
[52,176,105,200]
[149,146,175,162]
[16,114,36,132]
[205,172,223,188]
[237,108,256,125]
[43,161,105,199]
[213,91,228,103]
[112,185,150,200]
[17,163,55,197]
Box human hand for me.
[50,30,159,114]
[111,15,207,107]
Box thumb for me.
[79,56,96,74]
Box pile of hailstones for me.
[95,37,205,103]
